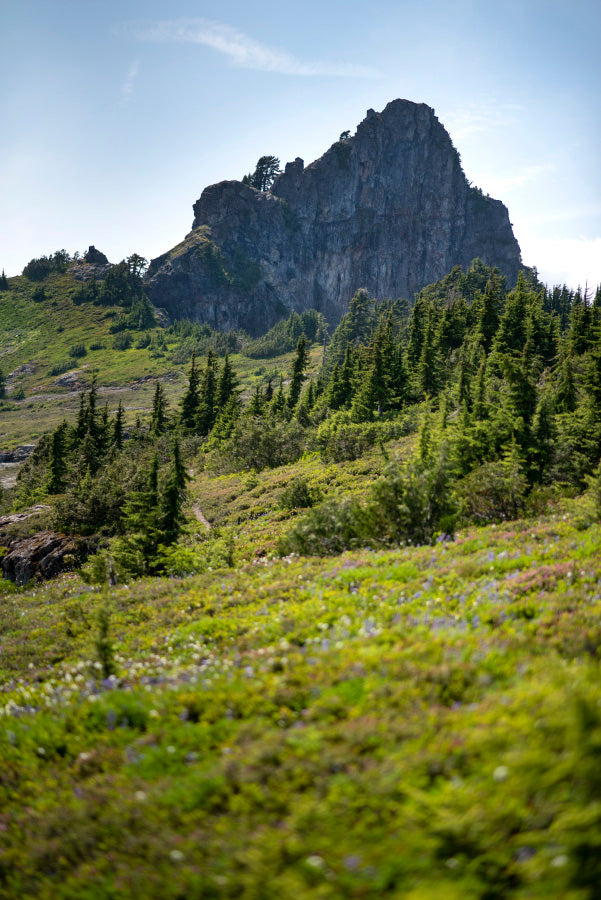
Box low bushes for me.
[278,449,457,556]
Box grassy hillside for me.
[0,271,320,450]
[1,493,600,898]
[2,259,601,898]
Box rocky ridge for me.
[147,99,523,334]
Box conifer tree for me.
[555,353,577,413]
[417,310,441,398]
[473,357,488,421]
[457,341,472,411]
[530,390,556,482]
[217,352,239,410]
[180,353,201,430]
[0,270,8,291]
[47,421,69,494]
[249,385,264,417]
[115,455,160,576]
[76,391,87,442]
[150,381,169,435]
[158,439,189,545]
[326,363,345,410]
[113,400,125,450]
[0,365,5,399]
[264,377,274,402]
[476,278,502,352]
[491,272,531,360]
[271,376,286,417]
[340,344,354,401]
[288,336,309,409]
[196,351,218,435]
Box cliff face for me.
[147,99,522,334]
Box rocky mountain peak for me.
[147,99,522,335]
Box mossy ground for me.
[1,486,600,898]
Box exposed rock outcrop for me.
[147,99,522,334]
[1,531,98,586]
[71,246,112,282]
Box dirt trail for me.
[191,503,211,532]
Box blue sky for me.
[1,0,600,291]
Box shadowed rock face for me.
[147,99,522,335]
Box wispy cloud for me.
[121,59,139,101]
[445,100,525,140]
[130,18,381,78]
[472,161,557,196]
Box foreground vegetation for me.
[2,251,601,896]
[1,498,601,898]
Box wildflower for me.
[170,849,184,862]
[493,765,509,782]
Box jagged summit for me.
[147,99,522,334]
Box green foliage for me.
[94,602,116,679]
[68,342,87,359]
[112,332,132,350]
[243,308,327,358]
[456,445,528,524]
[22,249,71,280]
[279,446,457,556]
[242,154,281,191]
[279,476,323,510]
[217,417,306,472]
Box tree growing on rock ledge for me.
[242,155,281,191]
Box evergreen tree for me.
[47,421,69,494]
[243,156,281,191]
[249,385,264,417]
[0,270,8,291]
[473,357,489,421]
[555,352,578,413]
[491,272,531,361]
[216,352,239,410]
[113,400,125,450]
[288,336,309,409]
[158,439,189,545]
[264,378,274,402]
[196,351,218,435]
[417,309,441,398]
[180,353,201,430]
[271,376,286,417]
[340,344,354,401]
[115,455,161,576]
[150,381,169,435]
[0,366,5,399]
[530,390,556,482]
[476,278,502,352]
[326,363,345,410]
[457,341,472,411]
[568,289,592,355]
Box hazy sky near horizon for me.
[1,0,600,291]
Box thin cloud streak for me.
[122,60,139,100]
[132,18,381,78]
[445,100,525,140]
[472,162,557,195]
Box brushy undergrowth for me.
[1,501,601,898]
